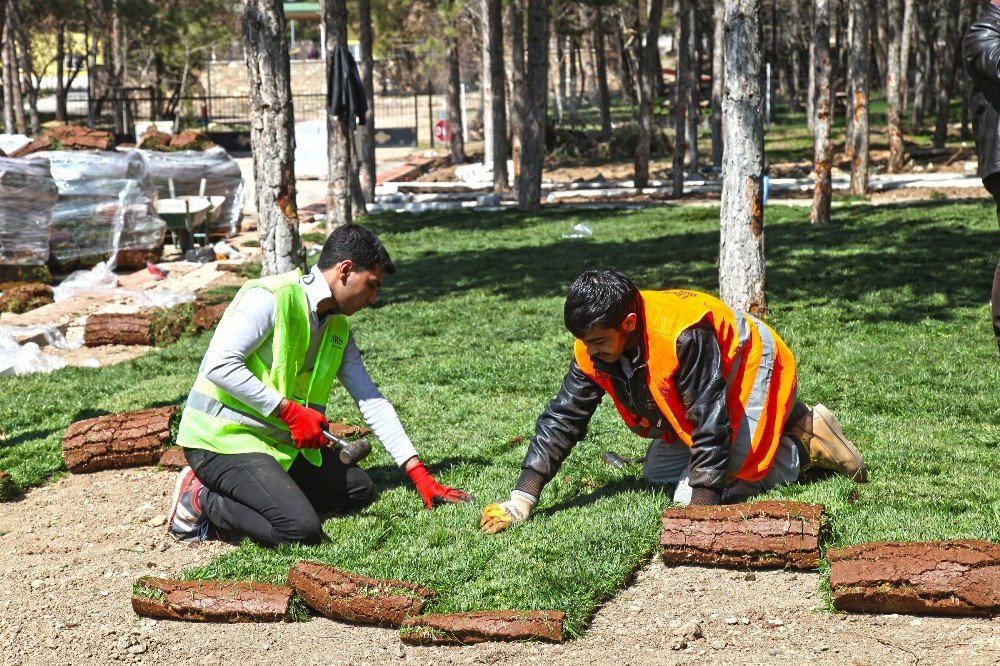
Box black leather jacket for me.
[517,322,732,496]
[964,3,1000,179]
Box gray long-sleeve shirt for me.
[199,265,418,466]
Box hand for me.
[406,461,475,509]
[480,491,536,534]
[278,400,329,449]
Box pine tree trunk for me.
[4,17,25,135]
[711,0,725,165]
[569,36,580,122]
[357,0,376,203]
[2,18,16,134]
[9,0,37,135]
[910,4,928,126]
[686,0,699,172]
[110,1,124,136]
[844,5,854,158]
[486,0,508,191]
[517,0,548,210]
[886,0,904,173]
[55,22,67,122]
[848,0,869,195]
[899,0,914,116]
[810,0,833,226]
[243,0,304,274]
[446,38,465,165]
[933,0,960,149]
[635,0,665,191]
[667,0,686,195]
[555,35,566,121]
[507,0,525,194]
[324,0,353,228]
[483,0,495,165]
[595,4,613,140]
[720,0,767,314]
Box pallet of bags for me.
[0,156,59,270]
[127,146,244,237]
[29,150,166,272]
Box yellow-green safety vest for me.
[176,269,350,470]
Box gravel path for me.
[1,467,997,665]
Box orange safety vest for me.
[574,290,797,482]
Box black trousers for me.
[184,447,373,547]
[983,174,1000,352]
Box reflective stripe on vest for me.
[175,269,350,471]
[574,290,797,482]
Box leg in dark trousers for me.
[184,448,373,547]
[982,174,1000,353]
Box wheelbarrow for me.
[156,178,212,252]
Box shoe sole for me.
[812,404,868,483]
[167,466,192,539]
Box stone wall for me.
[202,60,326,98]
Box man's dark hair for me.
[564,269,640,338]
[316,223,396,274]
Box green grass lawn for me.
[1,202,998,634]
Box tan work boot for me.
[790,403,868,483]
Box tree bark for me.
[719,0,767,314]
[848,0,869,195]
[569,36,580,122]
[357,0,376,203]
[595,4,613,141]
[486,0,508,191]
[323,0,353,228]
[55,21,67,122]
[243,0,304,274]
[110,0,125,136]
[2,15,16,135]
[9,0,37,135]
[483,0,496,165]
[810,0,833,225]
[517,0,548,211]
[844,4,854,157]
[711,0,725,165]
[686,0,699,172]
[899,0,914,116]
[910,3,928,126]
[886,0,904,173]
[446,38,465,165]
[507,0,525,194]
[668,0,686,195]
[933,0,960,149]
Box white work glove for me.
[479,490,537,534]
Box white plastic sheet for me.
[0,325,78,376]
[0,156,59,266]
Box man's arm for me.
[201,288,284,416]
[515,360,606,498]
[338,332,472,508]
[964,14,1000,83]
[337,332,419,466]
[481,360,604,533]
[673,323,732,505]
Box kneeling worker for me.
[481,269,866,534]
[168,224,472,545]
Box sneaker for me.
[167,466,209,543]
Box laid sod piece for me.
[828,540,1000,617]
[132,576,292,622]
[0,283,54,314]
[399,610,566,645]
[158,446,187,470]
[193,302,228,331]
[84,312,154,346]
[660,500,824,570]
[288,560,436,627]
[0,470,18,500]
[62,406,177,473]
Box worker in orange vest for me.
[481,269,867,534]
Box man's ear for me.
[622,312,638,332]
[337,259,355,283]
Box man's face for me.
[332,262,384,316]
[580,313,637,363]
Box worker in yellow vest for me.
[168,224,471,545]
[481,269,866,534]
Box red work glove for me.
[278,400,329,449]
[406,462,474,510]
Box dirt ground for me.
[1,466,997,665]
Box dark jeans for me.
[983,174,1000,352]
[184,447,373,547]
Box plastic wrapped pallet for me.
[129,146,244,236]
[0,156,58,266]
[30,151,166,272]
